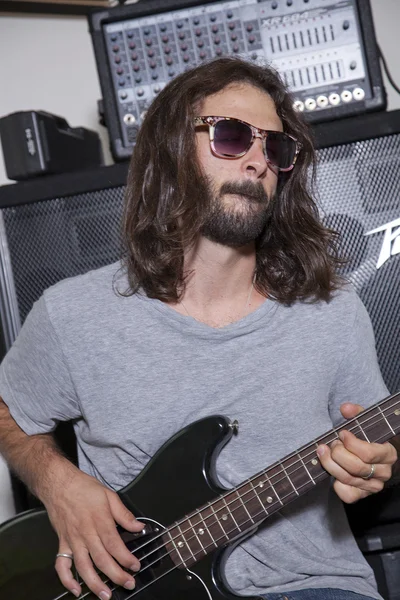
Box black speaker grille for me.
[317,134,400,394]
[2,187,124,323]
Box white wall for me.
[0,0,400,523]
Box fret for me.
[267,464,298,505]
[298,451,315,484]
[189,507,218,550]
[220,494,242,534]
[301,447,326,482]
[263,470,284,506]
[187,516,207,556]
[278,460,299,496]
[235,490,255,524]
[356,407,393,445]
[383,404,400,438]
[205,500,230,543]
[281,453,317,496]
[355,417,370,442]
[248,474,280,514]
[236,480,263,516]
[378,405,395,436]
[248,478,270,516]
[177,523,196,562]
[165,528,189,568]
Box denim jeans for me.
[261,589,378,600]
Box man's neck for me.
[169,237,266,328]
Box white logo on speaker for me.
[365,217,400,269]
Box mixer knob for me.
[304,98,317,110]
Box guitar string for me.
[52,399,400,600]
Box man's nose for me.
[243,138,268,178]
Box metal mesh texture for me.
[0,132,399,393]
[1,187,124,324]
[317,134,400,395]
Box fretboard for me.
[164,390,400,568]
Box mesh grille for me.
[317,135,400,394]
[1,133,399,393]
[2,187,124,323]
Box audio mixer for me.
[89,0,385,160]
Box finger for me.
[338,430,398,468]
[333,479,371,504]
[316,443,385,492]
[55,544,81,598]
[107,491,145,533]
[340,403,365,419]
[88,540,137,593]
[72,545,117,600]
[97,516,141,572]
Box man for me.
[0,57,397,600]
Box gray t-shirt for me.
[0,262,389,599]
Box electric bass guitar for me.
[1,390,400,600]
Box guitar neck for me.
[166,391,400,568]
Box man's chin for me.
[221,193,264,211]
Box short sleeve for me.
[0,295,81,435]
[328,294,389,427]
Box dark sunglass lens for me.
[265,132,296,169]
[214,120,252,156]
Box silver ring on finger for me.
[56,553,74,560]
[361,463,375,480]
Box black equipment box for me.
[0,110,104,181]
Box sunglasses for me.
[194,116,301,172]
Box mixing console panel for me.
[89,0,385,160]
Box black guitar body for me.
[0,416,262,600]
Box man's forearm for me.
[0,398,78,503]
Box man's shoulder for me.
[44,261,124,302]
[41,261,132,325]
[293,282,367,328]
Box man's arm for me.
[0,398,142,599]
[0,396,74,501]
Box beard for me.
[201,178,272,247]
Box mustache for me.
[219,180,269,204]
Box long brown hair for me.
[122,57,343,304]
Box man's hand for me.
[316,402,398,504]
[48,465,144,599]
